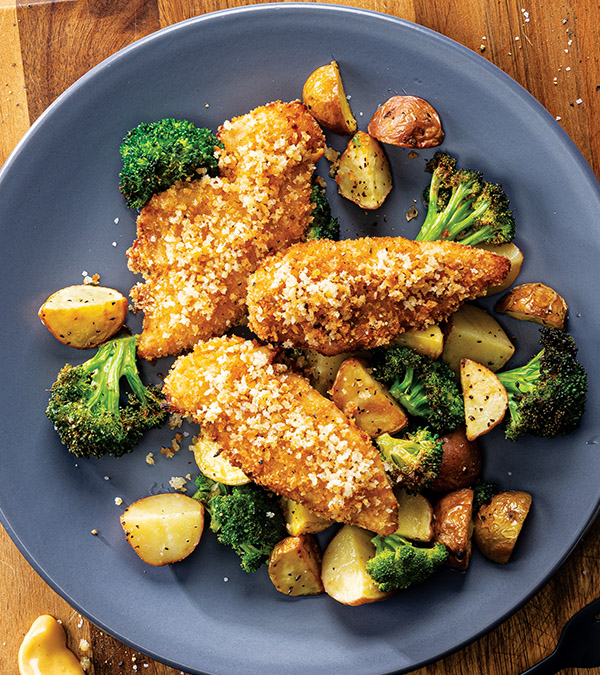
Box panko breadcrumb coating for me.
[127,101,325,360]
[163,336,398,536]
[246,236,510,355]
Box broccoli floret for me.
[496,328,587,441]
[46,334,167,458]
[376,428,443,492]
[305,180,340,240]
[472,480,499,512]
[370,346,464,434]
[365,534,448,592]
[415,152,515,246]
[119,118,223,209]
[193,473,286,573]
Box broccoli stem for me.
[416,178,478,241]
[84,335,146,414]
[388,368,430,417]
[496,351,543,397]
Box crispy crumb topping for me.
[163,336,398,535]
[247,236,510,355]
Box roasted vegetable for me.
[46,334,167,458]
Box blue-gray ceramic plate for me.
[1,4,599,674]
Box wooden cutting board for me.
[1,1,599,673]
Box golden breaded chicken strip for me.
[163,336,398,536]
[127,101,325,360]
[247,236,510,355]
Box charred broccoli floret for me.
[472,480,500,512]
[370,346,464,435]
[305,180,340,240]
[119,118,223,209]
[496,328,587,441]
[415,152,515,246]
[193,473,286,573]
[365,534,448,592]
[376,428,443,492]
[46,334,167,458]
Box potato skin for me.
[474,491,532,564]
[433,488,474,571]
[430,428,482,493]
[302,61,357,134]
[38,284,127,349]
[268,535,324,596]
[495,282,568,330]
[368,95,444,148]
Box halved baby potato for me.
[335,131,393,210]
[281,497,333,537]
[393,324,444,360]
[321,525,391,605]
[474,490,532,564]
[394,488,434,543]
[121,493,205,566]
[477,242,524,296]
[268,535,324,596]
[460,358,508,441]
[495,282,568,330]
[441,303,515,373]
[368,95,444,148]
[302,61,357,134]
[331,357,408,438]
[430,428,482,493]
[38,284,127,349]
[191,433,249,486]
[433,488,474,571]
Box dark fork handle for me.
[521,649,563,675]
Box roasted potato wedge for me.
[121,493,205,567]
[430,428,482,493]
[393,324,444,360]
[495,282,568,330]
[38,284,127,349]
[368,95,444,148]
[335,131,393,210]
[394,488,434,543]
[281,497,333,536]
[321,525,392,605]
[268,535,324,596]
[331,357,408,438]
[300,349,350,396]
[441,303,515,373]
[474,491,532,564]
[478,242,524,296]
[460,358,508,441]
[302,61,357,134]
[433,488,474,571]
[190,433,249,486]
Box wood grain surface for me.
[1,1,599,673]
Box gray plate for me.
[1,4,599,674]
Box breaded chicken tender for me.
[163,336,398,536]
[246,236,510,355]
[127,101,325,360]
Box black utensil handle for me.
[521,649,562,675]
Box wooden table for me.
[1,1,599,673]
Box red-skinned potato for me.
[430,428,482,493]
[474,491,532,563]
[368,95,444,148]
[433,488,474,571]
